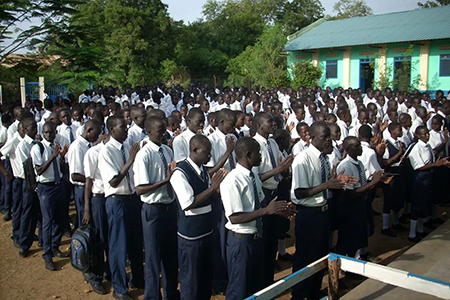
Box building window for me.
[440,54,450,77]
[326,60,338,79]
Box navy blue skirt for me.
[411,170,432,218]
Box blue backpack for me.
[71,224,100,273]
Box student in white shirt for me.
[98,116,144,299]
[134,117,179,300]
[399,113,413,147]
[57,108,79,144]
[31,121,68,271]
[408,126,450,242]
[126,106,147,146]
[173,108,205,163]
[170,135,227,300]
[252,112,293,287]
[221,137,293,300]
[410,106,427,134]
[328,123,342,166]
[290,121,355,300]
[291,122,310,156]
[7,106,25,141]
[286,106,305,139]
[336,107,351,141]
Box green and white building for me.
[284,6,450,93]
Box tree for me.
[0,0,83,61]
[290,60,322,88]
[417,0,450,8]
[331,0,373,19]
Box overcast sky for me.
[164,0,421,23]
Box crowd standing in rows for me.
[0,84,449,300]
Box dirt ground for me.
[0,189,449,300]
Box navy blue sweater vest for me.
[176,160,213,239]
[386,140,405,173]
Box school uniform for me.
[173,129,197,163]
[134,141,179,300]
[84,142,110,283]
[252,133,282,286]
[428,130,447,206]
[6,120,19,141]
[336,119,349,141]
[206,129,238,291]
[98,137,144,295]
[31,139,64,260]
[290,144,331,300]
[400,127,414,147]
[230,101,241,111]
[328,140,342,167]
[0,125,12,215]
[241,125,251,136]
[408,140,434,218]
[15,134,40,252]
[336,157,368,256]
[170,158,214,300]
[126,123,147,146]
[57,123,79,144]
[382,137,406,212]
[67,136,91,228]
[410,118,424,134]
[291,139,309,156]
[221,164,265,300]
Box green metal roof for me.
[284,6,450,51]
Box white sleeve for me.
[170,169,194,210]
[98,149,120,184]
[67,144,85,176]
[83,149,97,179]
[173,136,187,163]
[30,144,45,166]
[409,148,426,170]
[220,175,244,218]
[133,150,151,186]
[292,155,312,191]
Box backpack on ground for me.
[70,224,102,273]
[23,142,44,192]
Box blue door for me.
[360,59,374,92]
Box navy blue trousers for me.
[226,232,264,300]
[142,202,179,300]
[292,206,330,300]
[36,183,64,260]
[211,196,228,290]
[261,188,279,287]
[0,159,13,213]
[74,185,85,229]
[18,180,39,251]
[106,195,144,294]
[178,234,213,300]
[11,178,23,241]
[91,194,110,280]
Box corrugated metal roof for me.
[284,6,450,51]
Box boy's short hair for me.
[235,137,260,160]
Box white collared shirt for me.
[328,140,342,167]
[31,139,62,183]
[336,119,349,141]
[291,144,328,206]
[170,157,211,214]
[410,118,424,134]
[429,130,447,157]
[400,127,413,147]
[221,164,264,234]
[67,136,91,185]
[126,124,147,147]
[15,134,35,179]
[1,134,23,176]
[98,137,135,197]
[409,139,435,170]
[0,126,7,145]
[84,143,105,194]
[337,156,364,190]
[383,136,402,167]
[7,120,19,142]
[292,139,309,156]
[205,129,236,172]
[252,133,282,190]
[57,123,79,144]
[134,140,174,204]
[173,129,197,163]
[359,141,382,180]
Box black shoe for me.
[19,249,28,258]
[112,291,134,300]
[63,231,71,238]
[408,236,422,243]
[13,239,20,248]
[212,288,226,296]
[424,221,436,230]
[92,284,107,295]
[417,231,428,238]
[278,253,293,262]
[381,228,398,237]
[38,242,43,248]
[372,209,381,216]
[392,224,408,231]
[399,214,410,224]
[274,261,282,271]
[129,282,144,289]
[53,250,69,258]
[45,259,56,271]
[33,234,39,241]
[360,253,381,263]
[285,233,291,238]
[431,218,445,225]
[3,211,11,221]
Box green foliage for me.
[290,60,322,88]
[159,59,191,89]
[330,0,373,19]
[418,0,450,8]
[225,24,289,87]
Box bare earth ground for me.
[0,189,449,300]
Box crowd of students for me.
[0,84,449,300]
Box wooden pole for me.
[20,77,26,108]
[213,75,217,90]
[247,75,251,91]
[141,76,145,87]
[39,76,44,101]
[328,256,340,300]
